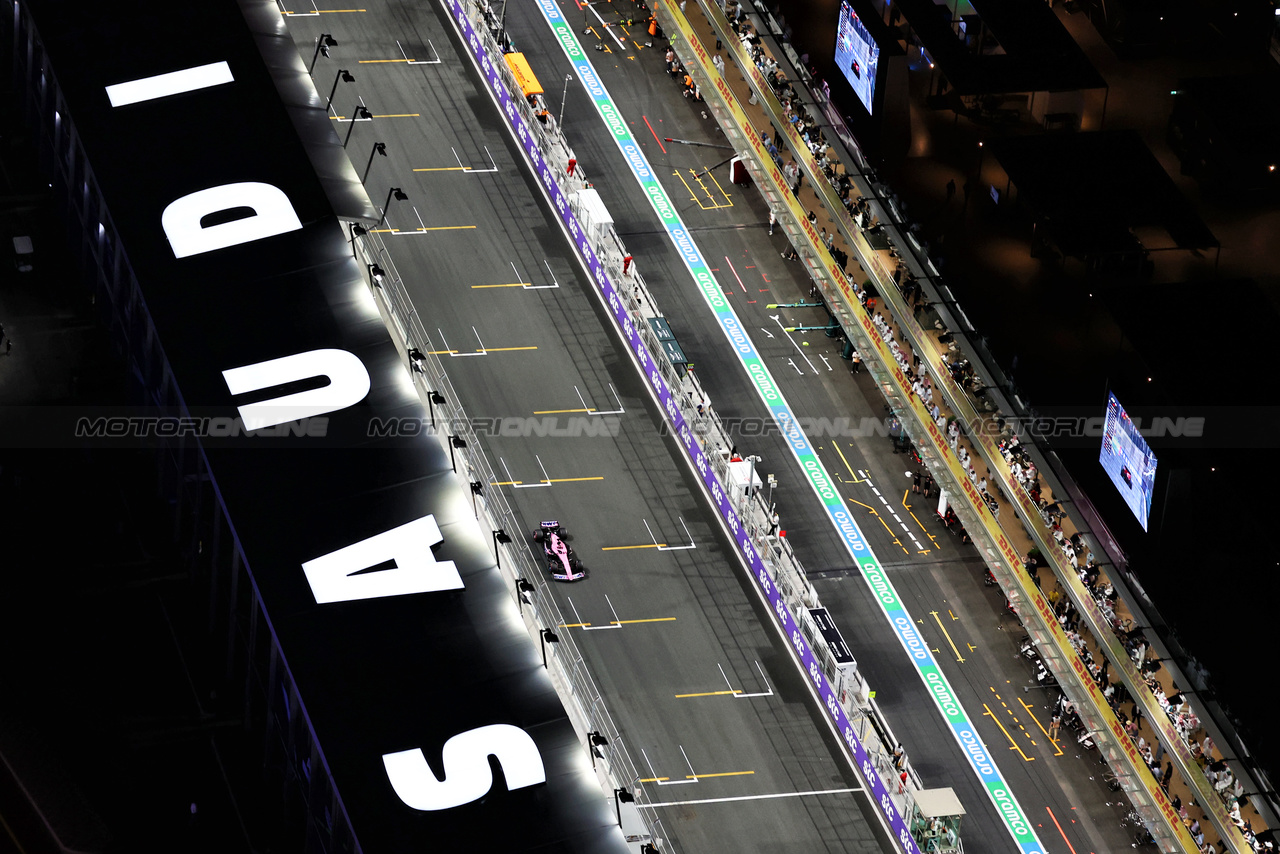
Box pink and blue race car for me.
[532,521,586,582]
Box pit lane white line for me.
[771,315,818,372]
[718,661,773,698]
[585,1,627,49]
[575,382,625,414]
[397,37,442,64]
[645,787,863,807]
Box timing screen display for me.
[834,0,880,115]
[1100,392,1158,531]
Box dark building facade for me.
[5,1,619,852]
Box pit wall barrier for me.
[527,0,1063,852]
[433,1,934,852]
[342,0,914,849]
[627,6,1061,854]
[670,1,1212,852]
[449,2,892,759]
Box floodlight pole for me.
[377,187,406,228]
[558,74,573,128]
[326,68,353,111]
[348,223,366,259]
[343,104,370,148]
[310,33,336,74]
[364,141,387,183]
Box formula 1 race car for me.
[532,521,586,582]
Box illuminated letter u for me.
[222,348,370,431]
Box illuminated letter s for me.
[302,515,462,603]
[162,181,302,258]
[222,348,370,431]
[382,725,546,811]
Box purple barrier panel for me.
[443,5,920,851]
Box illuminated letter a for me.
[302,515,463,604]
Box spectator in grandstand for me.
[782,160,798,189]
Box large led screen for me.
[1100,393,1158,531]
[834,0,880,115]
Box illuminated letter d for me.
[162,181,302,258]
